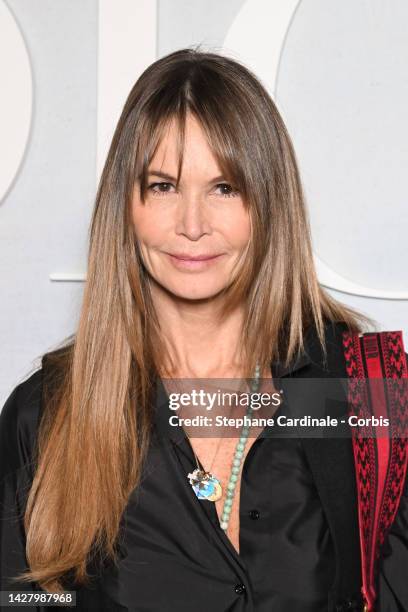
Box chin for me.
[164,281,228,302]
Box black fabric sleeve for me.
[0,369,44,610]
[377,472,408,611]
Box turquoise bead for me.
[212,363,260,531]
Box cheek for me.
[222,210,251,247]
[132,205,165,246]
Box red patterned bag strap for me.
[342,331,408,612]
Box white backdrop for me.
[1,0,407,406]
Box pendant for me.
[187,468,223,501]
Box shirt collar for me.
[271,350,311,378]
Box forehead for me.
[148,114,220,174]
[136,109,248,199]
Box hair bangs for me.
[133,78,252,209]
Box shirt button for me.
[249,509,260,520]
[234,583,246,595]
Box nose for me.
[175,192,211,240]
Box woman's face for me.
[131,114,251,301]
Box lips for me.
[166,253,223,261]
[165,251,225,271]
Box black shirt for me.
[1,322,408,611]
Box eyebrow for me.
[147,170,227,183]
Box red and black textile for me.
[342,331,408,612]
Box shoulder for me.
[305,320,408,376]
[0,368,44,480]
[303,319,350,376]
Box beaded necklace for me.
[187,364,261,531]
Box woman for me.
[0,48,407,612]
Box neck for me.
[151,284,246,378]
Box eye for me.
[147,182,175,196]
[146,181,240,198]
[214,183,239,198]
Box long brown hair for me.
[17,46,373,591]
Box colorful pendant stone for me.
[187,468,223,501]
[186,363,261,525]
